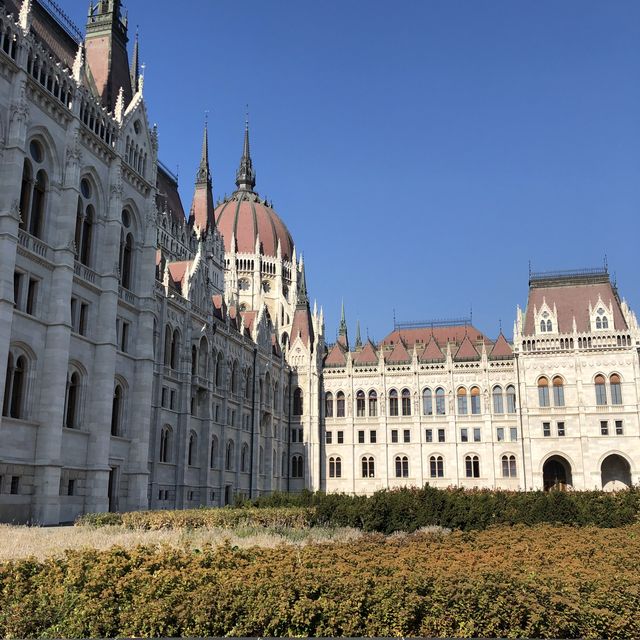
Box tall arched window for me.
[293,388,304,416]
[336,391,345,417]
[225,440,234,470]
[75,177,96,266]
[389,389,398,417]
[502,454,517,478]
[210,436,218,468]
[65,370,81,429]
[111,383,123,436]
[435,387,446,415]
[395,455,409,478]
[19,159,33,232]
[325,392,333,418]
[422,388,433,416]
[368,390,377,416]
[329,456,342,478]
[429,455,444,478]
[552,376,565,407]
[356,390,365,417]
[215,352,224,387]
[610,374,622,405]
[187,431,197,466]
[2,353,27,419]
[273,382,279,411]
[465,455,480,478]
[241,443,249,472]
[198,337,208,377]
[492,386,503,414]
[159,426,172,462]
[245,368,252,399]
[232,361,239,395]
[457,388,468,415]
[163,325,172,366]
[470,387,481,414]
[595,374,607,405]
[119,210,134,290]
[538,377,550,407]
[191,345,197,375]
[401,388,411,416]
[506,385,516,413]
[171,329,180,370]
[20,141,48,239]
[291,455,304,478]
[361,456,375,478]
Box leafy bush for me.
[2,524,640,638]
[74,512,123,527]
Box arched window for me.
[159,426,172,463]
[18,159,33,232]
[435,387,446,415]
[210,436,218,468]
[231,361,239,395]
[336,391,345,417]
[191,345,197,375]
[610,374,622,405]
[368,390,377,416]
[552,376,565,407]
[198,337,208,377]
[506,385,516,414]
[356,390,365,417]
[119,210,134,290]
[111,384,123,436]
[75,177,96,266]
[389,389,398,416]
[325,391,333,418]
[422,388,433,416]
[329,456,342,478]
[274,382,279,411]
[65,370,81,428]
[293,388,304,416]
[502,454,517,478]
[538,377,550,407]
[20,141,49,239]
[401,388,411,416]
[429,455,444,478]
[595,374,607,405]
[470,386,481,414]
[492,386,503,414]
[245,368,252,399]
[395,455,409,478]
[241,443,249,472]
[187,431,197,466]
[225,440,234,470]
[163,325,172,366]
[291,455,304,478]
[465,455,480,478]
[602,316,609,329]
[457,388,468,415]
[284,385,289,415]
[171,329,180,370]
[215,352,223,387]
[361,456,375,478]
[2,353,27,419]
[540,319,546,333]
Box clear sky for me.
[61,0,640,343]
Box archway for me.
[542,455,572,491]
[601,454,631,491]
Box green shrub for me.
[74,512,123,527]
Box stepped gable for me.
[385,338,411,363]
[524,269,627,335]
[419,336,445,362]
[490,332,513,359]
[156,167,186,225]
[454,334,480,361]
[382,325,489,349]
[325,342,347,366]
[353,340,378,365]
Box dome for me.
[214,191,294,260]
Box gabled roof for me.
[167,261,190,288]
[325,343,347,366]
[385,339,411,363]
[489,333,513,359]
[212,294,226,320]
[353,340,378,365]
[290,305,314,350]
[454,334,480,361]
[382,325,490,349]
[419,336,445,362]
[240,310,257,335]
[157,167,186,225]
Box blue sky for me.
[61,1,640,342]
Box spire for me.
[196,117,212,186]
[130,28,139,94]
[355,320,362,349]
[337,300,349,349]
[235,117,256,191]
[297,265,308,307]
[189,118,215,231]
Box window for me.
[3,353,27,419]
[159,426,172,462]
[557,421,565,437]
[435,387,446,415]
[473,427,481,443]
[615,420,624,436]
[600,420,609,436]
[465,455,480,478]
[337,430,344,444]
[510,427,518,442]
[329,456,342,478]
[430,455,444,478]
[361,456,375,478]
[368,390,377,416]
[425,428,433,443]
[552,376,565,407]
[492,386,504,414]
[506,385,516,413]
[391,429,398,443]
[543,422,551,437]
[225,440,234,470]
[460,428,468,443]
[161,387,168,408]
[325,392,333,417]
[210,437,218,468]
[502,455,517,478]
[422,388,433,415]
[457,388,468,415]
[13,271,23,308]
[370,430,377,444]
[356,390,365,417]
[10,476,19,495]
[291,455,304,478]
[75,177,96,266]
[26,278,38,316]
[538,377,550,407]
[240,444,248,472]
[293,388,304,415]
[389,389,398,416]
[67,479,75,496]
[325,431,332,444]
[170,390,176,410]
[470,387,481,414]
[118,320,129,353]
[497,427,504,442]
[65,370,81,428]
[401,388,411,416]
[19,143,48,240]
[111,384,123,436]
[403,429,410,443]
[395,455,409,478]
[70,298,89,336]
[171,329,180,370]
[438,428,445,443]
[336,391,345,417]
[595,374,607,405]
[610,374,622,405]
[358,430,365,444]
[187,431,197,466]
[119,210,134,290]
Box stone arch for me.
[78,165,108,216]
[27,125,62,182]
[600,453,632,491]
[542,454,573,491]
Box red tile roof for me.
[382,325,489,349]
[419,336,445,362]
[325,343,347,366]
[290,305,314,349]
[353,340,378,365]
[240,310,256,334]
[489,333,513,358]
[167,261,190,287]
[212,294,226,320]
[385,339,411,363]
[454,334,480,361]
[157,167,186,225]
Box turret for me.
[235,120,256,191]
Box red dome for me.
[215,191,294,260]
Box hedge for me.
[2,524,640,638]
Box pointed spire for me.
[355,320,362,349]
[297,265,308,307]
[189,118,215,231]
[235,116,256,191]
[195,117,212,186]
[337,300,349,349]
[130,28,140,94]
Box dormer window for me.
[539,312,552,333]
[595,308,609,330]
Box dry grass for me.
[0,523,364,561]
